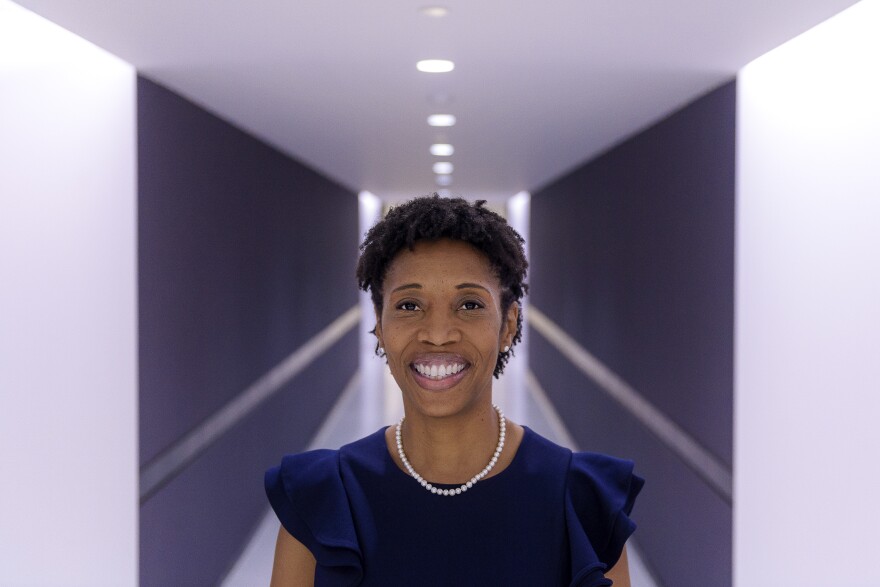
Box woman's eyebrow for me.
[456,283,490,293]
[391,283,422,293]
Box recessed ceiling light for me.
[420,6,449,18]
[430,143,454,157]
[427,114,456,127]
[436,175,453,186]
[433,162,453,175]
[417,59,454,73]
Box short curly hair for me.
[356,195,528,377]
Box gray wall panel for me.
[139,331,358,587]
[138,76,358,466]
[137,76,358,585]
[531,333,731,587]
[529,80,735,586]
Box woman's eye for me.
[398,301,419,311]
[460,300,483,311]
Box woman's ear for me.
[501,303,518,349]
[373,309,384,348]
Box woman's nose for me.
[418,309,461,346]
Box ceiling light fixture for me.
[420,6,450,18]
[417,59,454,73]
[427,114,456,127]
[433,162,453,175]
[430,143,454,157]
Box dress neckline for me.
[381,424,534,489]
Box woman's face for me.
[375,239,517,419]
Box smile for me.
[413,362,466,380]
[409,354,471,390]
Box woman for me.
[266,196,643,586]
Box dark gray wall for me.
[137,77,359,586]
[530,81,735,587]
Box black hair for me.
[356,194,528,377]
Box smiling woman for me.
[265,195,643,586]
[376,239,515,422]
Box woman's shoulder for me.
[264,448,344,524]
[563,444,644,574]
[510,428,643,576]
[566,449,643,510]
[339,426,388,454]
[263,430,389,580]
[271,447,338,476]
[267,427,388,485]
[520,425,573,457]
[265,444,365,583]
[518,427,641,491]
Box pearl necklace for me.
[395,404,506,496]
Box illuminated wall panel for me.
[736,2,880,584]
[0,2,137,584]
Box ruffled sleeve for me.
[565,452,644,587]
[264,450,363,586]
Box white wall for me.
[501,191,530,424]
[358,191,385,436]
[0,2,137,584]
[735,1,880,585]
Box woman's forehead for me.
[384,239,496,285]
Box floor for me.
[222,362,660,586]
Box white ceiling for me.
[15,0,860,200]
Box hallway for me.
[3,1,880,585]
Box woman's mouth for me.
[413,362,466,379]
[410,356,470,390]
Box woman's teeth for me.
[414,363,465,379]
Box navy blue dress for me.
[265,426,643,587]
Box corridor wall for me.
[137,78,359,585]
[0,3,138,584]
[530,82,736,587]
[735,2,880,584]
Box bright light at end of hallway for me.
[427,114,456,127]
[417,59,454,73]
[433,161,453,175]
[358,191,381,219]
[419,6,449,18]
[430,143,454,156]
[508,191,531,219]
